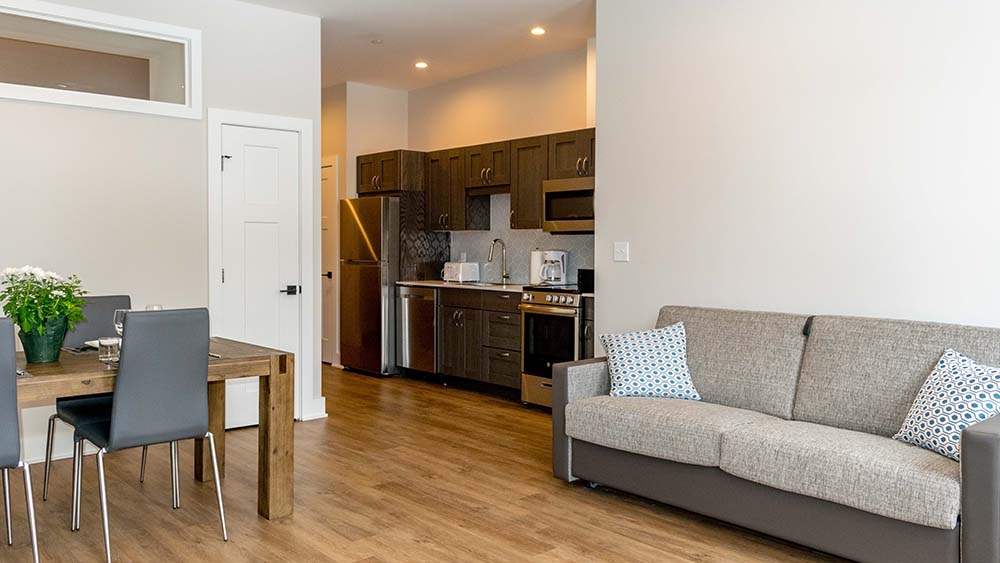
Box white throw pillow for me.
[894,349,1000,461]
[600,322,701,400]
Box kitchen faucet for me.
[488,238,510,285]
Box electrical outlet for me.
[613,242,630,262]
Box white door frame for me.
[207,108,326,422]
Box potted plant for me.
[1,266,86,363]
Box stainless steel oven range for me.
[519,285,584,407]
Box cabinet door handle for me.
[575,157,583,175]
[582,157,590,175]
[584,324,592,339]
[509,209,514,228]
[444,213,450,229]
[438,214,445,229]
[486,167,493,184]
[371,175,377,188]
[480,167,487,183]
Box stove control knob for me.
[545,295,553,302]
[566,296,574,304]
[523,293,530,300]
[559,296,567,304]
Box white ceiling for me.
[240,0,595,90]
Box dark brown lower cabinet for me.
[438,305,482,380]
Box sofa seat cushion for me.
[720,420,960,529]
[565,396,779,467]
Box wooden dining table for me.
[15,337,294,520]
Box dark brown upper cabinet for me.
[426,149,488,231]
[509,135,548,230]
[548,128,595,179]
[464,141,510,187]
[357,150,424,195]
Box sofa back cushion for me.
[655,306,810,419]
[793,316,1000,437]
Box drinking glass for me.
[146,304,163,311]
[113,309,127,336]
[98,337,120,368]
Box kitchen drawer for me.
[521,374,553,407]
[482,290,520,313]
[439,288,483,309]
[482,347,520,389]
[483,311,520,351]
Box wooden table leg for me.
[195,381,226,482]
[258,353,294,519]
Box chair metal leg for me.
[71,440,82,532]
[96,449,111,563]
[169,441,180,509]
[43,414,57,501]
[140,446,148,483]
[206,433,228,542]
[20,462,39,563]
[2,468,11,546]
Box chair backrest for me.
[63,295,131,349]
[0,319,21,468]
[107,308,209,452]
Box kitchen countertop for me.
[397,280,524,293]
[398,280,595,299]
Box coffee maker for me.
[538,250,568,285]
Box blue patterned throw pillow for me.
[894,349,1000,461]
[600,322,700,400]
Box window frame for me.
[0,0,202,119]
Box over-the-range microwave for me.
[541,176,594,233]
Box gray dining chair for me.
[43,295,155,504]
[65,308,226,562]
[0,318,39,563]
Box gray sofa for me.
[552,306,1000,563]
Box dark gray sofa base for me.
[571,440,960,563]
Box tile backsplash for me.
[449,194,595,284]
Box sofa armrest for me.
[552,358,610,482]
[961,416,1000,562]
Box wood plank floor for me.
[1,366,848,562]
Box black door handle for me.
[279,285,299,295]
[322,272,333,279]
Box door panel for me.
[358,154,376,194]
[580,128,596,177]
[426,150,450,231]
[446,149,467,230]
[376,151,400,191]
[438,305,464,377]
[483,141,510,185]
[464,145,486,187]
[340,197,384,261]
[340,262,383,373]
[321,162,338,364]
[548,131,581,180]
[510,136,547,230]
[220,124,300,428]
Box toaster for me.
[442,262,480,283]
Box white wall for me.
[595,0,1000,340]
[345,82,408,197]
[408,47,588,151]
[0,0,321,461]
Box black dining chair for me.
[43,295,157,506]
[0,318,39,563]
[65,309,226,562]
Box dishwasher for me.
[397,286,437,373]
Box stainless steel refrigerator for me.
[340,197,399,375]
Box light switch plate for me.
[613,241,630,262]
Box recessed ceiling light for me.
[530,26,546,36]
[415,61,428,69]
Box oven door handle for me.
[519,304,580,317]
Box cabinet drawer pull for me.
[498,315,512,320]
[575,157,583,175]
[540,382,553,389]
[498,352,511,358]
[498,294,511,300]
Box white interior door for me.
[220,124,301,429]
[321,159,339,365]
